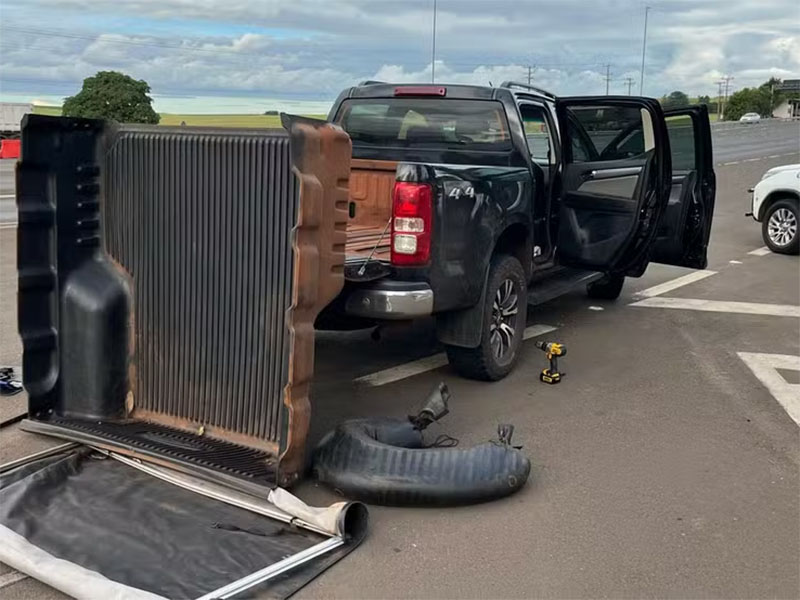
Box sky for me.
[0,0,798,114]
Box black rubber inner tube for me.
[312,418,531,506]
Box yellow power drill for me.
[535,341,566,384]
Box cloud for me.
[1,0,798,111]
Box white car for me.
[748,164,799,254]
[739,112,761,124]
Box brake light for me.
[391,182,433,266]
[394,86,447,96]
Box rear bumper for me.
[345,280,434,319]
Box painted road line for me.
[0,570,29,590]
[0,223,18,229]
[355,324,557,387]
[522,323,558,340]
[634,270,717,299]
[0,194,15,200]
[748,246,771,256]
[738,352,800,426]
[631,297,800,318]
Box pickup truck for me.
[325,81,716,380]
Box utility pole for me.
[624,77,635,95]
[604,64,612,95]
[527,64,532,85]
[430,0,437,83]
[639,6,651,95]
[716,79,724,120]
[720,75,733,120]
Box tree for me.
[697,95,711,105]
[661,90,690,109]
[63,71,159,124]
[724,86,771,120]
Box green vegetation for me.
[723,77,798,121]
[63,71,159,124]
[31,105,324,128]
[660,90,690,109]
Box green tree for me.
[661,90,690,109]
[63,71,159,124]
[697,95,711,105]
[724,87,771,120]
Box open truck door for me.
[554,97,671,274]
[651,105,716,269]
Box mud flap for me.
[435,266,491,348]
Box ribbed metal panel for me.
[103,130,297,443]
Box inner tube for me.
[312,392,531,506]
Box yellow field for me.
[31,106,325,128]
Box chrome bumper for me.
[345,285,434,320]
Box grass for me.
[31,106,325,128]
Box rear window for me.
[335,98,511,151]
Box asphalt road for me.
[0,138,799,598]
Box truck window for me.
[665,114,695,171]
[519,105,553,164]
[566,106,651,162]
[335,99,511,151]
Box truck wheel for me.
[445,255,527,381]
[762,199,799,255]
[586,273,625,300]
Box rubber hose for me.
[312,418,531,506]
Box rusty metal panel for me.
[18,115,350,487]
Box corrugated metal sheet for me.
[103,131,297,444]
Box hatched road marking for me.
[630,297,800,318]
[738,352,800,426]
[354,324,557,387]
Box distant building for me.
[773,99,800,119]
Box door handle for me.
[588,166,642,180]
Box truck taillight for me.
[391,182,432,266]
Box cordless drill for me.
[535,341,566,384]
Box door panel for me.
[651,106,716,269]
[555,97,670,272]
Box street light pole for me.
[431,0,437,83]
[639,6,650,95]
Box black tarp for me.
[0,448,365,599]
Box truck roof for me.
[343,81,557,103]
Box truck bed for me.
[345,158,396,263]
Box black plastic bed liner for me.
[22,417,277,495]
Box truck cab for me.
[325,82,716,380]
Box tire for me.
[586,273,625,300]
[445,254,527,381]
[762,199,799,255]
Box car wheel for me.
[445,254,527,381]
[762,199,799,255]
[586,273,625,300]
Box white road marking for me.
[738,352,800,426]
[631,297,800,318]
[588,306,604,311]
[729,260,743,264]
[748,246,771,256]
[354,324,557,387]
[0,570,29,589]
[0,223,18,230]
[635,270,717,298]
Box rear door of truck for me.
[553,96,671,274]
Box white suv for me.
[749,164,800,254]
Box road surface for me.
[0,130,798,600]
